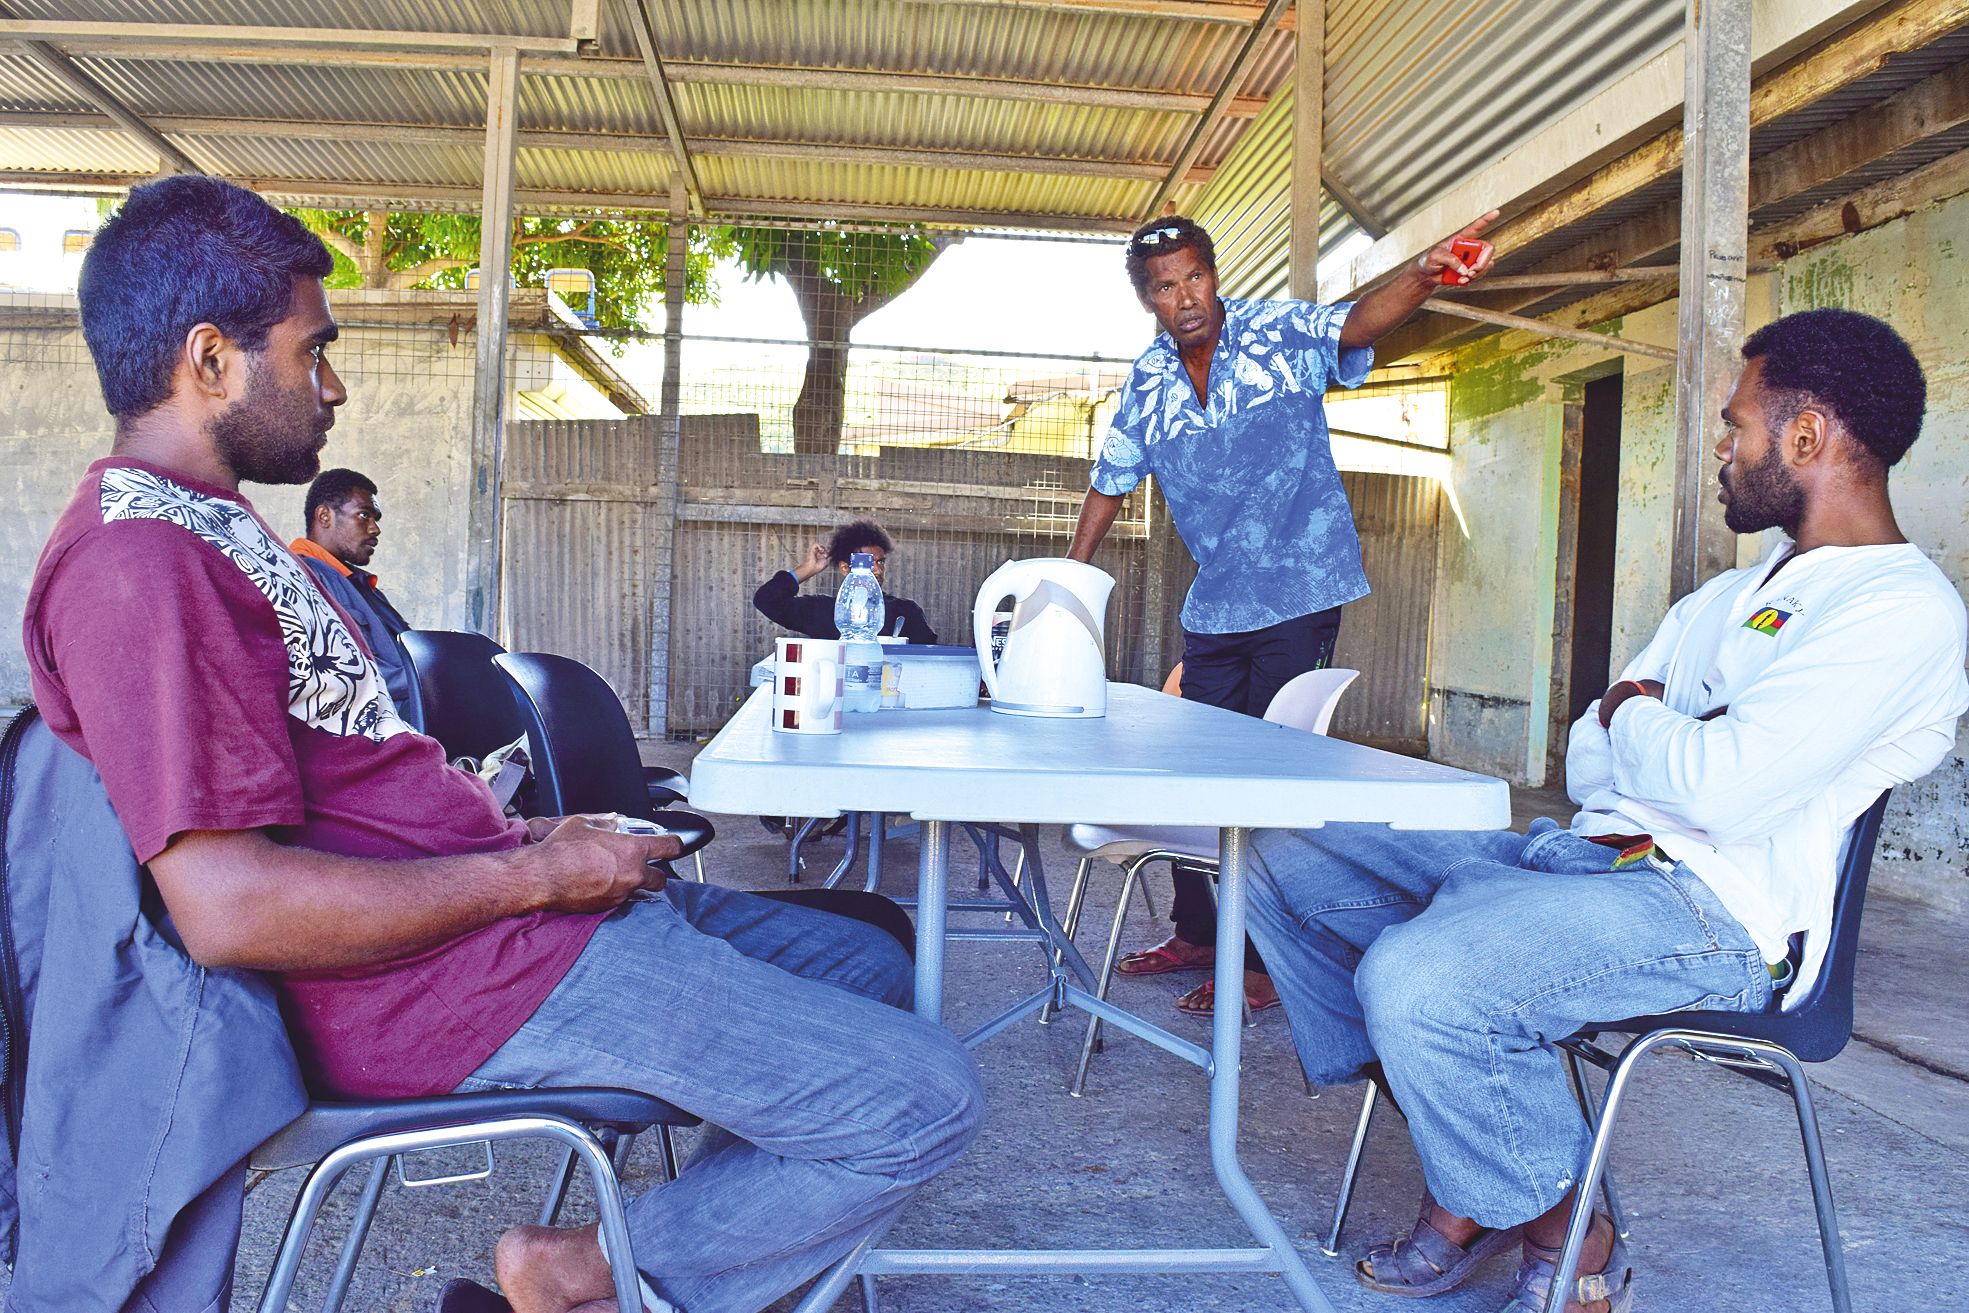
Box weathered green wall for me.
[1433,183,1969,907]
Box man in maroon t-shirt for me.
[27,175,981,1313]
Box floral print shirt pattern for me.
[1091,298,1374,634]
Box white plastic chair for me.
[1055,667,1359,1095]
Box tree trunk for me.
[361,210,389,288]
[788,278,855,456]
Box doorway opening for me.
[1567,372,1623,726]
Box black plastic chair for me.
[496,652,917,957]
[494,651,715,873]
[1323,793,1892,1313]
[398,630,528,768]
[253,1086,698,1313]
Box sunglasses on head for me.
[1130,225,1186,253]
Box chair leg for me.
[1003,844,1027,924]
[538,1145,580,1226]
[861,812,885,894]
[658,1124,682,1183]
[860,1272,880,1313]
[1563,1048,1631,1241]
[1069,856,1149,1097]
[320,1155,392,1313]
[1322,1080,1379,1257]
[692,850,706,883]
[1771,1050,1855,1313]
[1040,856,1093,1026]
[788,817,822,882]
[258,1155,363,1312]
[1544,1030,1683,1313]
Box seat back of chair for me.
[398,630,524,765]
[493,652,650,819]
[1778,788,1891,1060]
[1600,789,1890,1062]
[1263,668,1360,735]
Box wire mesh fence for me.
[0,225,1436,749]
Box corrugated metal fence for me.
[504,416,1439,747]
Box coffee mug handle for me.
[809,659,839,714]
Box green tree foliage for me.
[721,225,958,453]
[293,210,956,451]
[292,209,731,331]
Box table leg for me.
[915,819,949,1024]
[1212,826,1334,1313]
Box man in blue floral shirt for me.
[1067,212,1496,1015]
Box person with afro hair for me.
[752,517,938,644]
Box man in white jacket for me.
[1242,308,1967,1313]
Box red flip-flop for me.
[1115,941,1215,976]
[1175,979,1282,1017]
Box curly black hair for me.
[1124,216,1216,300]
[1741,308,1926,470]
[827,519,894,566]
[304,468,378,529]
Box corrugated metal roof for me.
[0,0,1957,268]
[1188,82,1358,299]
[1323,0,1682,229]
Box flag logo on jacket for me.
[1744,607,1792,636]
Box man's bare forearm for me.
[1067,489,1126,562]
[1337,263,1442,351]
[150,820,675,972]
[1335,211,1498,351]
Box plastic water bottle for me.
[836,553,886,712]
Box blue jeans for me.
[1244,818,1774,1228]
[459,881,985,1313]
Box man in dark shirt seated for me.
[752,518,938,643]
[290,467,415,713]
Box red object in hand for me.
[1440,237,1487,285]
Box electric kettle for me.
[972,558,1115,718]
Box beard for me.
[1722,441,1804,535]
[211,358,330,486]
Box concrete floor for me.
[194,781,1969,1313]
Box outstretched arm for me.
[1337,212,1498,351]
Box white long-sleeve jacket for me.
[1566,539,1967,1007]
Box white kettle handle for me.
[973,559,1044,702]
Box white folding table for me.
[689,682,1511,1312]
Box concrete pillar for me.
[465,45,520,638]
[648,172,689,735]
[1670,0,1750,599]
[1289,0,1324,301]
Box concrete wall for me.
[0,292,591,707]
[1775,192,1969,909]
[1429,184,1969,906]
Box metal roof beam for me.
[0,170,1139,232]
[621,0,700,211]
[1143,0,1291,218]
[887,0,1285,24]
[40,42,1268,119]
[568,0,602,45]
[0,19,578,55]
[6,37,199,174]
[0,111,1219,183]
